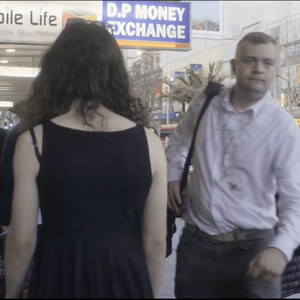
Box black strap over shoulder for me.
[29,127,42,165]
[180,81,223,192]
[204,80,224,98]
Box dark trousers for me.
[175,226,281,298]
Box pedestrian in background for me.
[0,99,27,230]
[166,31,300,298]
[4,18,167,298]
[0,99,41,298]
[0,127,7,192]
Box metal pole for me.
[205,7,207,49]
[167,52,170,125]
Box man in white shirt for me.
[166,31,300,298]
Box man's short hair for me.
[238,31,277,46]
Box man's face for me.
[231,41,277,98]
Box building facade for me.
[126,1,300,124]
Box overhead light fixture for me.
[0,101,13,108]
[0,88,13,91]
[5,49,15,53]
[0,60,8,64]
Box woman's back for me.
[37,119,152,239]
[27,115,154,298]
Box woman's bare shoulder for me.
[144,127,162,145]
[143,127,165,171]
[16,124,43,157]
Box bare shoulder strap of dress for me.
[29,127,42,164]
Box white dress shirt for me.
[165,84,300,261]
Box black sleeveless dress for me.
[27,120,153,298]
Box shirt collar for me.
[221,86,270,118]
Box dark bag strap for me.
[180,81,223,192]
[29,127,42,165]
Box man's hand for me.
[247,247,287,283]
[168,181,183,216]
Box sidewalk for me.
[159,218,185,298]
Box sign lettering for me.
[0,2,102,44]
[103,1,191,51]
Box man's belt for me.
[185,223,260,242]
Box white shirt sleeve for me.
[165,87,206,183]
[269,120,300,261]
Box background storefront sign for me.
[0,1,191,50]
[0,66,40,77]
[0,1,103,44]
[102,1,191,50]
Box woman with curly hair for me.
[4,19,167,298]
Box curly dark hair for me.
[21,20,150,132]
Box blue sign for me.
[190,64,202,72]
[102,1,191,51]
[170,71,185,82]
[175,71,185,80]
[159,112,182,120]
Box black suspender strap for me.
[29,127,42,165]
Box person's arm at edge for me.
[4,130,39,298]
[142,128,167,298]
[0,133,10,232]
[268,119,300,262]
[0,128,19,230]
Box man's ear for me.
[230,59,236,75]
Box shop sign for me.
[102,1,191,51]
[0,1,102,44]
[0,66,40,77]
